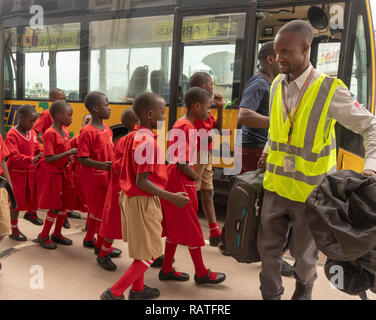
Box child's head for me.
[184,87,212,121]
[132,92,166,130]
[121,108,139,132]
[84,92,110,120]
[49,88,66,103]
[189,72,214,95]
[82,114,92,127]
[18,104,38,131]
[50,100,73,127]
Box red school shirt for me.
[33,109,53,135]
[194,112,216,151]
[5,127,42,170]
[0,135,10,176]
[168,118,197,167]
[77,123,114,169]
[120,126,167,198]
[43,127,71,169]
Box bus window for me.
[4,28,17,99]
[179,13,246,106]
[23,22,81,100]
[89,15,173,103]
[349,15,368,106]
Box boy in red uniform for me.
[159,87,226,284]
[5,105,43,241]
[78,92,120,258]
[36,100,78,249]
[97,108,140,271]
[100,92,189,300]
[190,72,224,246]
[0,135,13,271]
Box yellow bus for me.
[1,0,375,203]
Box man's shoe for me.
[209,236,221,247]
[9,230,27,241]
[291,282,313,300]
[37,235,57,250]
[194,270,226,285]
[51,234,73,246]
[67,211,81,219]
[100,288,124,300]
[63,217,70,229]
[24,213,43,226]
[97,255,117,271]
[83,239,96,248]
[281,260,294,277]
[159,269,189,281]
[129,285,160,300]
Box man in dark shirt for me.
[236,41,280,172]
[236,42,294,277]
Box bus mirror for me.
[308,6,328,30]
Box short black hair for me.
[49,88,65,100]
[258,41,275,62]
[189,72,212,88]
[84,91,107,113]
[50,100,70,119]
[132,92,163,119]
[18,104,36,118]
[277,20,314,45]
[184,87,212,109]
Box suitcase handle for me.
[235,219,241,232]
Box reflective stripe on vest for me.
[264,73,345,203]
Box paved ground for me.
[0,210,374,300]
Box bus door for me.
[169,2,258,173]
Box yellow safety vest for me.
[264,73,346,203]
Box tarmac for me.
[0,210,375,301]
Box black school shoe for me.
[37,235,57,250]
[194,270,226,285]
[151,255,175,268]
[94,246,122,258]
[159,269,190,281]
[129,285,160,300]
[83,238,96,248]
[24,213,43,226]
[97,255,117,271]
[9,230,27,241]
[63,217,70,229]
[281,260,294,277]
[67,211,81,219]
[100,288,125,300]
[51,234,73,246]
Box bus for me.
[1,0,375,205]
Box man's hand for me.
[362,169,376,176]
[257,153,268,170]
[213,94,224,110]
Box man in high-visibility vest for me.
[257,20,376,300]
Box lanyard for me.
[281,67,314,144]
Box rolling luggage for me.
[220,169,264,263]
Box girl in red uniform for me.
[100,92,189,300]
[36,101,78,250]
[97,108,140,271]
[5,105,43,241]
[160,87,226,284]
[78,92,118,257]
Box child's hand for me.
[213,94,224,109]
[32,153,43,163]
[172,192,190,208]
[102,161,112,172]
[68,148,78,156]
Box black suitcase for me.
[219,169,264,263]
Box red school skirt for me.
[9,168,37,212]
[99,172,122,240]
[36,160,80,211]
[160,164,205,247]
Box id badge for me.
[284,155,296,173]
